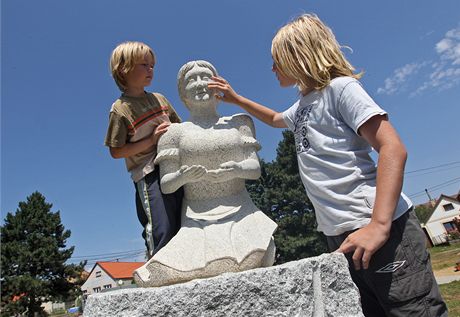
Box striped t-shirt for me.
[105,92,181,182]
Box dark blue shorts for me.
[326,210,447,317]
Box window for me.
[443,203,454,211]
[443,222,456,232]
[93,287,101,293]
[95,271,102,278]
[103,284,112,289]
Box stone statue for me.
[133,60,277,287]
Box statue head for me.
[177,60,219,109]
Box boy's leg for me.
[369,210,447,317]
[327,235,387,317]
[135,169,184,258]
[328,209,447,317]
[135,187,149,252]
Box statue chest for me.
[179,128,243,167]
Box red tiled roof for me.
[12,293,26,302]
[97,262,145,279]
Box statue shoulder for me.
[230,113,254,125]
[155,123,185,164]
[228,113,256,137]
[223,114,260,151]
[158,123,183,148]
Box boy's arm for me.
[338,115,407,270]
[110,122,170,159]
[208,76,287,128]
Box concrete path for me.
[434,268,460,285]
[435,274,460,284]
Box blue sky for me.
[2,0,460,268]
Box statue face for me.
[183,65,215,105]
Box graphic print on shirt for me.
[293,104,315,154]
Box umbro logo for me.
[375,261,406,273]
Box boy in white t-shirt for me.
[209,14,446,317]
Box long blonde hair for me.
[271,14,362,92]
[110,41,156,92]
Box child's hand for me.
[337,221,390,270]
[208,76,241,104]
[152,122,171,145]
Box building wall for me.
[425,198,460,245]
[41,301,66,314]
[81,264,116,296]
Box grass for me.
[429,242,460,271]
[430,242,460,316]
[439,280,460,317]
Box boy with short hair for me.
[105,41,183,258]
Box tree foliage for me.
[247,130,327,264]
[414,204,434,225]
[1,192,85,317]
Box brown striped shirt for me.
[104,92,181,182]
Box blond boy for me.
[105,41,183,258]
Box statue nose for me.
[197,77,206,87]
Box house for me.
[422,191,460,246]
[81,262,144,298]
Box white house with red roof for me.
[423,191,460,246]
[81,262,144,298]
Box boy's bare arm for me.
[339,115,407,270]
[208,76,287,128]
[110,122,170,159]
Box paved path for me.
[434,267,460,285]
[435,274,460,284]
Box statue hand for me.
[179,165,207,183]
[206,162,242,182]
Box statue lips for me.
[195,91,210,101]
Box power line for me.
[68,249,147,267]
[405,165,460,178]
[70,249,145,260]
[405,160,460,175]
[407,176,460,199]
[80,251,147,267]
[408,177,460,197]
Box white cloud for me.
[377,62,426,95]
[378,25,460,96]
[436,27,460,64]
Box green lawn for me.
[440,280,460,317]
[429,242,460,271]
[430,242,460,316]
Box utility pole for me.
[425,189,436,207]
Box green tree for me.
[247,130,327,264]
[414,204,434,224]
[1,192,85,317]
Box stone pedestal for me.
[84,253,363,317]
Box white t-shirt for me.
[282,77,412,236]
